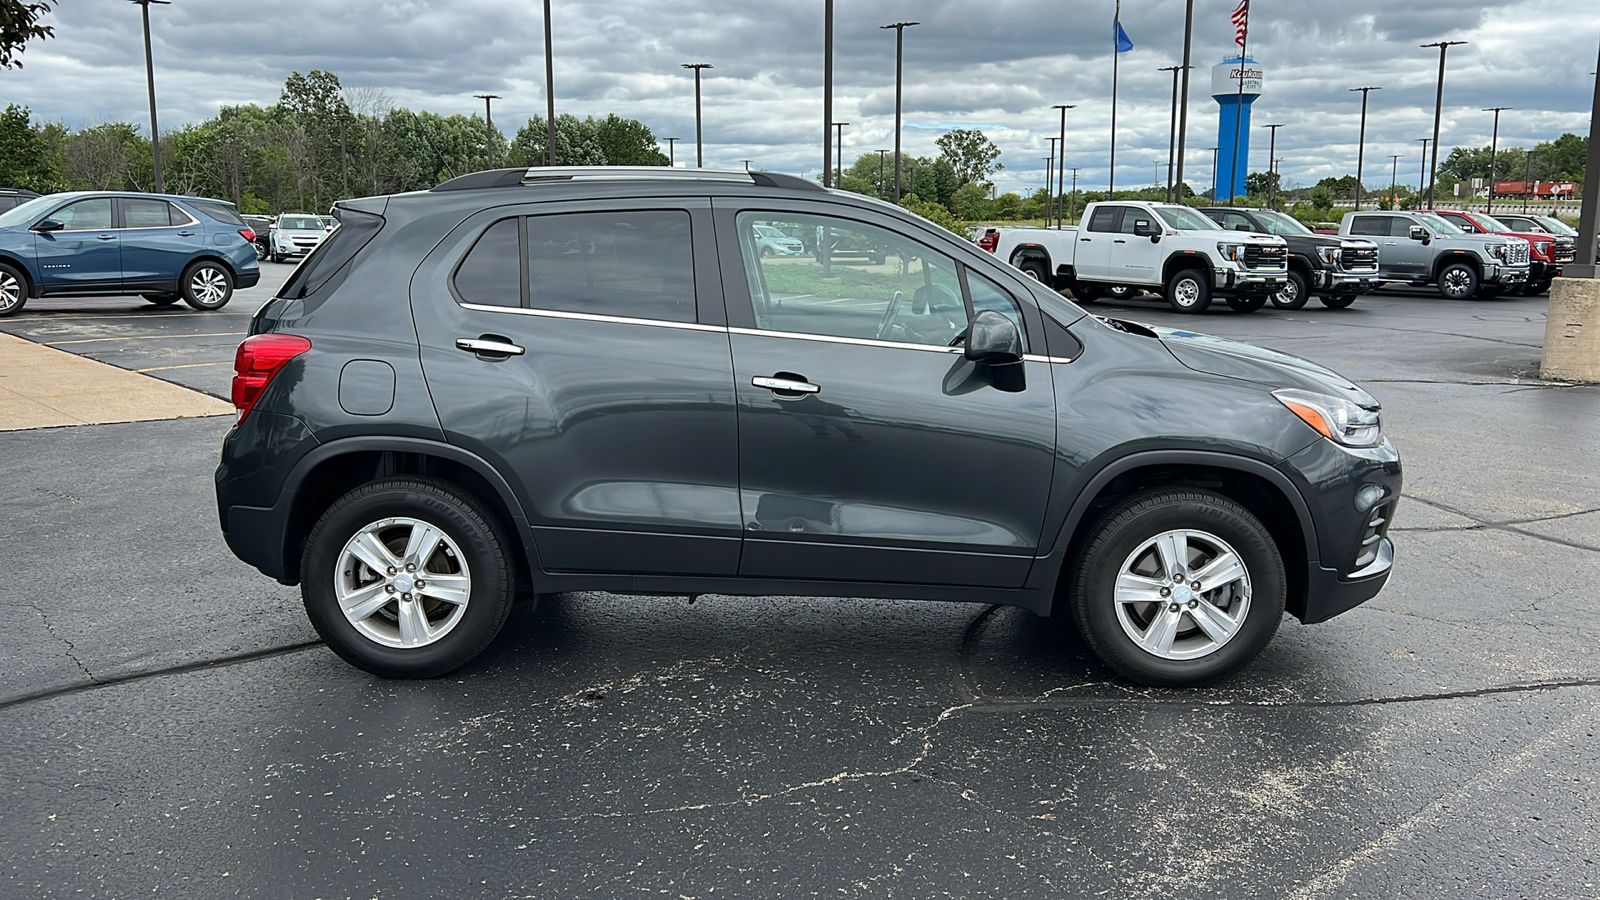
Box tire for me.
[1225,294,1267,313]
[1319,293,1357,309]
[1018,258,1051,285]
[255,242,269,261]
[180,260,233,310]
[1164,267,1213,313]
[301,477,516,678]
[0,261,28,318]
[142,292,181,306]
[1069,489,1286,687]
[1436,262,1479,300]
[759,246,773,258]
[1271,269,1310,310]
[1522,279,1551,296]
[1106,284,1137,300]
[1071,282,1102,303]
[272,252,285,264]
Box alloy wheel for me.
[1113,528,1252,660]
[191,266,229,305]
[336,516,473,649]
[1441,268,1473,298]
[0,271,20,313]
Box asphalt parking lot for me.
[3,272,1599,898]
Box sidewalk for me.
[0,331,232,431]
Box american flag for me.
[1231,0,1250,48]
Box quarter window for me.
[453,218,521,308]
[52,198,113,231]
[965,270,1028,351]
[525,211,696,323]
[124,199,176,229]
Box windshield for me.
[278,215,324,231]
[1154,206,1223,231]
[1471,213,1514,232]
[1253,210,1313,236]
[1415,212,1462,234]
[1533,216,1578,236]
[0,195,60,229]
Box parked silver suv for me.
[1339,210,1530,300]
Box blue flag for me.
[1115,19,1134,52]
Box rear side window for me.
[1348,216,1390,237]
[279,207,385,300]
[525,211,695,323]
[454,219,521,308]
[123,199,176,228]
[187,199,245,226]
[1088,206,1120,233]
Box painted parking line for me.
[133,361,234,373]
[48,332,242,345]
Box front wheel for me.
[0,262,29,318]
[181,261,233,310]
[1069,489,1286,687]
[1164,268,1213,313]
[1271,270,1310,310]
[301,477,516,678]
[1319,293,1357,309]
[1436,262,1479,300]
[1521,279,1551,296]
[1225,294,1267,313]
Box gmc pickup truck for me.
[1201,207,1380,311]
[986,201,1290,314]
[1339,210,1531,300]
[1429,209,1574,296]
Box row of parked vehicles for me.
[974,202,1579,314]
[241,212,336,264]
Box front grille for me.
[1339,245,1379,273]
[1554,240,1577,264]
[291,237,321,247]
[1243,244,1287,270]
[1505,241,1530,266]
[1352,500,1394,572]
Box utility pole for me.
[1208,147,1219,201]
[543,0,555,166]
[1350,86,1381,209]
[130,0,171,194]
[1570,49,1600,278]
[1421,41,1468,208]
[881,21,920,202]
[1389,154,1403,209]
[664,137,678,167]
[1159,66,1184,202]
[1069,167,1080,225]
[1045,137,1059,224]
[682,63,713,167]
[1484,107,1510,211]
[474,94,501,169]
[1052,104,1075,227]
[833,122,849,185]
[877,149,889,198]
[823,0,834,187]
[1416,138,1432,203]
[1264,123,1283,208]
[1174,0,1196,206]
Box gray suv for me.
[216,167,1401,687]
[1339,210,1530,299]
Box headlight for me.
[1216,242,1245,261]
[1273,388,1383,448]
[1318,246,1339,265]
[1534,242,1551,256]
[1486,242,1506,260]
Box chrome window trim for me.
[459,302,723,333]
[728,326,963,354]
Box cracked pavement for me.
[2,283,1599,898]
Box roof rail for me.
[431,166,826,193]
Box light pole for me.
[1174,0,1196,205]
[1159,66,1185,202]
[1421,40,1468,208]
[1153,158,1164,193]
[1069,167,1080,225]
[1045,137,1059,224]
[682,63,713,167]
[130,0,171,194]
[1052,103,1074,226]
[1484,106,1510,211]
[1264,123,1283,207]
[1350,86,1381,209]
[1208,147,1219,201]
[1389,153,1403,209]
[664,137,678,167]
[833,122,849,185]
[1416,138,1431,203]
[823,0,834,187]
[542,0,555,166]
[474,94,501,168]
[877,149,889,198]
[741,159,752,171]
[1523,151,1533,214]
[881,21,920,202]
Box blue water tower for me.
[1212,56,1264,200]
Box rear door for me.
[1073,205,1120,281]
[714,200,1057,588]
[34,197,120,291]
[1349,214,1407,278]
[117,198,205,291]
[410,198,743,576]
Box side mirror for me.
[1408,225,1428,242]
[1234,224,1251,232]
[33,218,64,233]
[964,310,1023,365]
[1133,219,1157,237]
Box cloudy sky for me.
[5,0,1597,195]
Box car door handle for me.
[96,234,116,241]
[456,337,525,356]
[752,375,820,394]
[177,230,196,237]
[1113,239,1127,244]
[1079,238,1092,242]
[1384,241,1397,246]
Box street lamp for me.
[1421,40,1468,208]
[1045,137,1059,224]
[1174,0,1197,206]
[1159,66,1187,202]
[129,0,171,194]
[542,0,555,166]
[1484,107,1511,211]
[877,149,889,198]
[474,94,501,168]
[823,0,834,187]
[1069,167,1080,224]
[1052,104,1075,226]
[1349,86,1381,209]
[1416,137,1432,202]
[1263,124,1284,207]
[832,122,849,185]
[1208,147,1219,201]
[881,21,920,202]
[1389,153,1403,209]
[664,137,678,167]
[681,63,713,167]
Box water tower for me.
[1212,56,1264,200]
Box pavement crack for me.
[956,604,1005,702]
[24,602,96,684]
[0,640,324,711]
[1399,493,1600,554]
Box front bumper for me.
[1214,268,1287,294]
[1530,261,1562,282]
[1278,436,1402,624]
[1316,270,1380,294]
[1482,263,1529,285]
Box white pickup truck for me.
[981,201,1290,313]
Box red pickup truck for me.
[1429,209,1575,296]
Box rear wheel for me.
[181,261,233,310]
[1319,293,1358,309]
[1271,269,1310,310]
[1106,284,1137,300]
[0,262,28,318]
[1018,258,1051,286]
[1436,262,1478,300]
[301,477,516,678]
[1164,268,1212,313]
[1070,489,1286,687]
[1225,294,1268,313]
[1071,282,1102,303]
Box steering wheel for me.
[875,290,906,340]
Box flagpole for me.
[1110,0,1120,197]
[1228,0,1250,207]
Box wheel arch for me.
[279,437,541,594]
[1008,244,1054,274]
[184,253,240,280]
[0,254,34,295]
[1161,254,1211,285]
[1047,451,1317,621]
[1431,251,1482,280]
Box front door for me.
[34,197,120,291]
[717,203,1058,588]
[1073,204,1121,282]
[410,200,743,575]
[117,197,205,291]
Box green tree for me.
[0,104,65,191]
[936,128,1003,186]
[1245,170,1280,198]
[899,192,963,235]
[951,181,990,220]
[593,114,668,166]
[1,0,54,69]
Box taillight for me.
[978,230,999,252]
[239,228,256,243]
[232,334,311,423]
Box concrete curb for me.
[0,331,234,431]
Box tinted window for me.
[966,269,1028,352]
[279,207,384,300]
[1213,211,1256,232]
[53,198,113,231]
[188,199,245,226]
[124,198,175,228]
[1348,216,1391,237]
[525,211,695,324]
[737,211,966,348]
[1088,206,1120,233]
[454,219,521,308]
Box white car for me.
[270,213,332,263]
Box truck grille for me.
[1505,241,1530,266]
[1243,244,1287,270]
[1339,245,1379,273]
[1554,239,1576,264]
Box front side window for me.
[1210,211,1257,232]
[51,198,113,231]
[453,218,521,308]
[123,199,177,228]
[526,210,695,323]
[966,270,1028,350]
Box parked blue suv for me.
[0,191,262,317]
